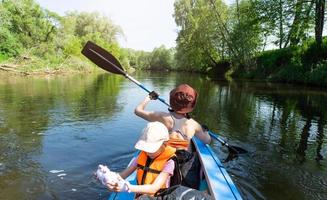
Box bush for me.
[63,36,82,56]
[302,38,327,67]
[0,54,9,62]
[0,27,23,57]
[242,39,327,87]
[255,46,300,77]
[271,62,306,83]
[306,61,327,86]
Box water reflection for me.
[0,73,124,199]
[0,72,326,200]
[136,73,327,199]
[75,73,124,120]
[207,81,327,200]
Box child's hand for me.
[106,175,130,193]
[106,180,120,192]
[117,174,130,192]
[119,181,130,192]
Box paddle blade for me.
[208,131,247,155]
[81,41,126,75]
[223,153,238,162]
[228,145,247,155]
[223,146,247,162]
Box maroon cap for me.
[169,84,198,114]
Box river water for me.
[0,71,326,200]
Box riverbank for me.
[0,55,96,75]
[0,54,137,76]
[2,39,327,89]
[231,39,327,87]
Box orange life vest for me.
[136,146,176,188]
[167,138,189,150]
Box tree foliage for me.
[0,0,175,73]
[173,0,326,76]
[0,0,326,82]
[149,45,174,70]
[1,0,59,46]
[57,11,124,63]
[125,49,151,69]
[253,0,315,49]
[174,0,227,71]
[0,0,58,56]
[125,45,174,70]
[0,0,129,71]
[173,0,263,71]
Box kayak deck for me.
[108,137,242,200]
[193,137,242,199]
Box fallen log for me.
[0,65,29,75]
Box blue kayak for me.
[108,137,243,200]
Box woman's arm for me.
[194,123,211,144]
[134,96,152,120]
[128,172,170,195]
[134,96,165,123]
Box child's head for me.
[134,122,169,158]
[170,84,198,114]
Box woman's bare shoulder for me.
[153,111,171,118]
[150,111,173,125]
[187,118,201,126]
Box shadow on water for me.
[0,71,327,200]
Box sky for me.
[36,0,233,51]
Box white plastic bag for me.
[95,164,129,192]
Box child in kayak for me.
[134,84,211,189]
[105,121,182,197]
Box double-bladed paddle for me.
[81,41,247,156]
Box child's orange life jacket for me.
[136,146,176,188]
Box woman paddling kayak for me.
[134,84,211,189]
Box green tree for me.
[1,0,59,47]
[136,51,151,69]
[174,0,263,72]
[0,27,22,56]
[0,0,59,56]
[149,45,174,70]
[56,11,129,68]
[0,0,130,72]
[125,48,152,69]
[59,11,123,56]
[254,0,315,48]
[174,0,228,71]
[228,0,263,69]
